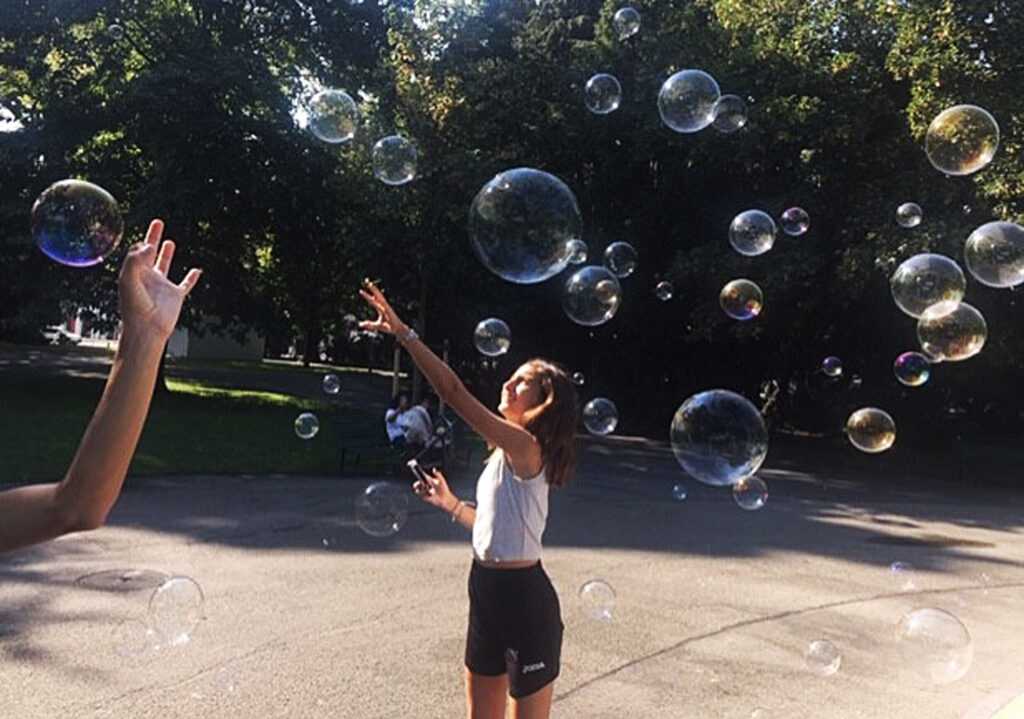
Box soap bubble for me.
[579,579,615,621]
[572,371,585,386]
[821,356,843,378]
[31,179,124,267]
[671,483,687,501]
[612,7,640,39]
[562,265,622,326]
[307,89,358,143]
[805,639,841,676]
[112,619,162,662]
[895,608,973,683]
[355,481,410,537]
[322,374,341,395]
[670,389,768,487]
[567,238,588,264]
[106,24,124,40]
[658,69,720,133]
[473,317,511,357]
[925,105,999,176]
[294,412,320,440]
[372,135,417,185]
[964,221,1024,288]
[469,168,581,284]
[917,302,987,362]
[604,241,638,278]
[890,561,917,591]
[845,407,896,453]
[584,73,621,114]
[711,94,748,133]
[729,210,777,256]
[896,202,923,228]
[780,207,809,236]
[732,476,768,510]
[893,352,931,386]
[890,254,966,319]
[655,280,674,301]
[148,576,204,647]
[720,279,764,320]
[582,397,618,435]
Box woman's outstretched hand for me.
[359,278,408,337]
[413,468,458,513]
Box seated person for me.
[384,393,410,450]
[402,395,433,455]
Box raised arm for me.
[0,220,201,554]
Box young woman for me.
[359,279,577,719]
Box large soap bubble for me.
[31,179,124,267]
[893,351,931,386]
[603,241,637,277]
[670,389,768,487]
[469,168,582,284]
[712,94,748,134]
[720,279,763,320]
[658,70,720,133]
[925,105,999,176]
[890,254,966,319]
[584,73,621,114]
[562,265,622,326]
[307,89,358,143]
[372,135,417,185]
[582,397,618,435]
[355,481,410,537]
[845,407,896,453]
[612,7,640,39]
[917,302,987,362]
[964,221,1024,288]
[729,210,777,256]
[473,317,511,357]
[895,608,973,684]
[148,576,204,647]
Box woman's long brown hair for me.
[519,359,578,488]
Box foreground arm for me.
[0,220,201,553]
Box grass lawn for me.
[0,373,371,482]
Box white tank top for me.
[472,449,549,562]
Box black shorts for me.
[465,560,564,699]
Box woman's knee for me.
[466,668,508,719]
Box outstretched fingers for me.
[155,239,176,275]
[177,268,203,295]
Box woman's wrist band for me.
[450,499,465,522]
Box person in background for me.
[0,219,202,554]
[403,394,434,455]
[384,392,411,450]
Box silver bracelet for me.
[450,500,464,523]
[399,327,418,343]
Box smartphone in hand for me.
[408,458,432,496]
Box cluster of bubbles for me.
[113,576,204,662]
[473,317,512,357]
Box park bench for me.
[333,414,464,476]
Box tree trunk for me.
[301,306,320,367]
[411,277,427,401]
[154,342,169,395]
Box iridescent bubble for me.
[732,476,768,511]
[893,352,931,386]
[31,179,124,267]
[469,168,581,284]
[106,24,124,40]
[562,265,622,326]
[671,483,687,501]
[917,302,987,362]
[572,371,585,386]
[729,210,777,256]
[307,89,358,144]
[925,105,999,176]
[148,576,204,647]
[895,608,973,683]
[658,70,720,133]
[805,639,841,676]
[821,356,843,378]
[711,94,748,134]
[294,412,320,440]
[579,579,615,621]
[473,317,511,357]
[582,397,618,435]
[355,481,410,537]
[584,73,621,115]
[896,202,923,228]
[322,373,341,395]
[670,389,768,487]
[612,7,640,39]
[655,280,674,301]
[780,207,809,236]
[719,279,764,320]
[890,561,917,591]
[845,407,896,453]
[604,241,637,278]
[964,221,1024,288]
[372,135,417,185]
[567,238,588,264]
[890,254,966,319]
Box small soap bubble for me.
[148,576,204,647]
[372,135,417,185]
[732,476,768,510]
[963,221,1024,288]
[579,579,615,621]
[572,371,585,386]
[711,94,748,134]
[890,561,917,591]
[355,481,410,537]
[729,210,777,256]
[473,317,512,357]
[895,608,973,683]
[780,207,810,236]
[917,302,987,362]
[582,397,618,435]
[566,238,588,265]
[925,105,999,176]
[562,266,622,326]
[322,373,341,395]
[658,69,720,133]
[655,280,674,301]
[671,483,687,501]
[294,412,320,440]
[821,356,843,378]
[604,241,637,278]
[106,24,124,40]
[890,253,966,319]
[612,7,640,39]
[896,202,923,228]
[805,639,841,676]
[893,352,931,386]
[719,279,764,320]
[307,89,358,143]
[584,73,622,115]
[845,407,896,453]
[31,179,124,267]
[670,389,768,487]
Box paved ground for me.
[2,433,1023,719]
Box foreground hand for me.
[118,219,202,341]
[359,278,407,336]
[413,468,457,512]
